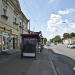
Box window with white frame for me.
[2,0,8,16]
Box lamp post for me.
[28,19,30,33]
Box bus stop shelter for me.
[21,33,40,58]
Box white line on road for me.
[49,56,58,75]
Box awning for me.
[0,24,19,35]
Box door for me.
[0,35,2,52]
[2,35,9,51]
[13,38,15,49]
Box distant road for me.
[45,44,75,60]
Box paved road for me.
[48,49,75,75]
[0,47,75,75]
[44,45,75,75]
[47,44,75,60]
[0,49,56,75]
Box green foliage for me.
[50,35,62,43]
[63,33,71,39]
[63,32,75,39]
[70,32,75,37]
[53,35,62,43]
[50,32,75,43]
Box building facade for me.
[0,0,28,51]
[63,37,75,45]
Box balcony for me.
[1,15,8,20]
[13,22,18,25]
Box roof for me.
[21,33,40,39]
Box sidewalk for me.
[0,48,57,75]
[27,49,57,75]
[0,49,21,55]
[0,49,21,63]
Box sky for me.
[19,0,75,40]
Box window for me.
[13,11,17,23]
[23,22,24,29]
[13,11,18,26]
[20,20,22,26]
[2,0,8,16]
[19,20,23,33]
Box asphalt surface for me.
[48,49,75,75]
[0,49,56,75]
[0,46,75,75]
[45,45,75,75]
[49,44,75,60]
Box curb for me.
[49,57,58,75]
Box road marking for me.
[49,57,58,75]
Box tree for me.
[70,32,75,37]
[53,35,62,43]
[63,33,71,39]
[51,35,62,44]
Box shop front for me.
[10,35,18,49]
[0,24,19,51]
[2,32,10,51]
[11,29,19,49]
[0,33,2,52]
[0,32,10,51]
[0,24,11,51]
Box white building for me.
[63,37,75,45]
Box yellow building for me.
[0,0,28,51]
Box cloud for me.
[47,13,75,39]
[47,14,63,32]
[69,23,75,28]
[58,8,75,15]
[49,0,55,3]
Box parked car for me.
[67,44,75,48]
